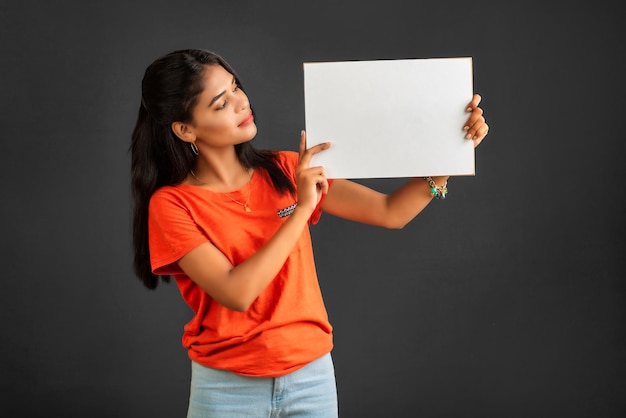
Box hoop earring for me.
[190,142,199,156]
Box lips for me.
[239,113,254,127]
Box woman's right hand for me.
[295,130,330,214]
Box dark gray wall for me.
[1,1,624,416]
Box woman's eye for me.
[216,85,239,110]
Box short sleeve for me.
[309,178,334,225]
[148,188,209,275]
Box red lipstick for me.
[239,113,254,127]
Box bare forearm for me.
[223,208,310,310]
[179,207,311,312]
[384,176,449,228]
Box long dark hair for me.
[131,49,295,290]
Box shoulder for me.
[274,150,298,164]
[150,185,180,203]
[149,185,191,213]
[273,150,299,174]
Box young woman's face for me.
[188,64,256,148]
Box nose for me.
[238,91,250,111]
[240,96,249,111]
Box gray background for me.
[1,1,624,416]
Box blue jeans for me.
[187,353,338,417]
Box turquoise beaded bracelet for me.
[423,177,448,199]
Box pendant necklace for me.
[190,169,253,212]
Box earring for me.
[190,142,199,156]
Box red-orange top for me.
[148,151,333,376]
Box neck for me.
[190,146,250,191]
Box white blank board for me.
[303,57,475,179]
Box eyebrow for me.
[208,76,237,107]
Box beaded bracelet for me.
[423,177,448,199]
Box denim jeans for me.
[187,353,338,417]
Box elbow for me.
[219,297,252,313]
[200,275,258,312]
[218,293,256,313]
[227,303,250,313]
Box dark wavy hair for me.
[131,49,294,289]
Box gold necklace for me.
[190,169,253,212]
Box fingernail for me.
[466,107,472,112]
[466,133,473,139]
[463,126,469,131]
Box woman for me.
[131,49,488,417]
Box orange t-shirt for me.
[148,151,333,377]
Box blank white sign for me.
[303,57,475,179]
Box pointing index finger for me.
[299,130,307,161]
[298,131,331,167]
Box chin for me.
[240,126,257,143]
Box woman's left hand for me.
[464,94,489,148]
